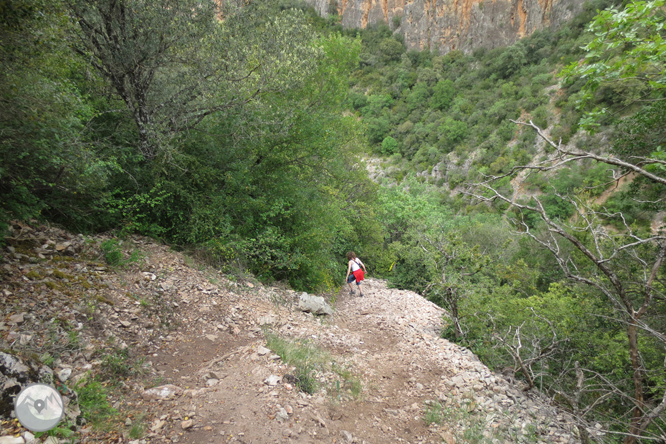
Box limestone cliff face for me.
[305,0,583,53]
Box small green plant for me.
[75,378,118,429]
[128,414,146,439]
[100,347,133,377]
[144,375,164,389]
[40,353,55,367]
[265,333,363,398]
[67,330,81,351]
[101,239,123,266]
[35,419,76,439]
[424,401,443,425]
[434,398,512,443]
[101,239,143,267]
[265,333,328,394]
[331,363,362,400]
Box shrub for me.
[431,79,456,110]
[366,116,391,143]
[495,45,527,79]
[438,118,468,148]
[378,38,405,63]
[532,105,549,129]
[497,121,516,142]
[75,378,117,429]
[382,136,398,155]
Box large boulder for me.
[298,293,333,316]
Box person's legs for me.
[357,281,363,296]
[347,275,356,294]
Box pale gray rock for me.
[276,408,289,422]
[256,346,271,356]
[298,293,333,316]
[151,419,166,431]
[264,375,281,386]
[57,368,72,381]
[340,430,354,443]
[142,384,183,400]
[257,314,276,325]
[0,352,30,378]
[18,334,32,346]
[8,314,24,324]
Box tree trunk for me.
[623,320,644,444]
[451,301,462,339]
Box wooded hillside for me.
[1,0,665,441]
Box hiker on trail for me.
[346,251,367,297]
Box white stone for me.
[264,375,281,386]
[142,384,183,400]
[58,368,72,381]
[0,437,25,444]
[276,408,289,422]
[256,346,271,356]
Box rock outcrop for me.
[306,0,583,53]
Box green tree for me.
[70,0,321,161]
[438,118,467,149]
[381,136,398,155]
[115,33,372,291]
[562,0,666,131]
[406,82,430,111]
[475,121,666,444]
[495,45,527,79]
[378,38,404,63]
[419,233,490,339]
[0,0,109,232]
[430,79,455,110]
[366,116,390,144]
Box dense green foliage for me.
[3,0,666,440]
[1,0,379,291]
[0,0,102,232]
[338,1,666,441]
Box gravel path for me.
[0,225,583,443]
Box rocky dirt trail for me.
[0,223,583,444]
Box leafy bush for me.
[494,45,527,79]
[366,116,391,143]
[431,79,456,110]
[438,118,468,149]
[381,136,398,155]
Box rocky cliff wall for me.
[305,0,584,53]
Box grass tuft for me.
[75,378,118,430]
[424,401,443,425]
[265,333,326,394]
[265,333,363,399]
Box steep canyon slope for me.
[0,224,587,443]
